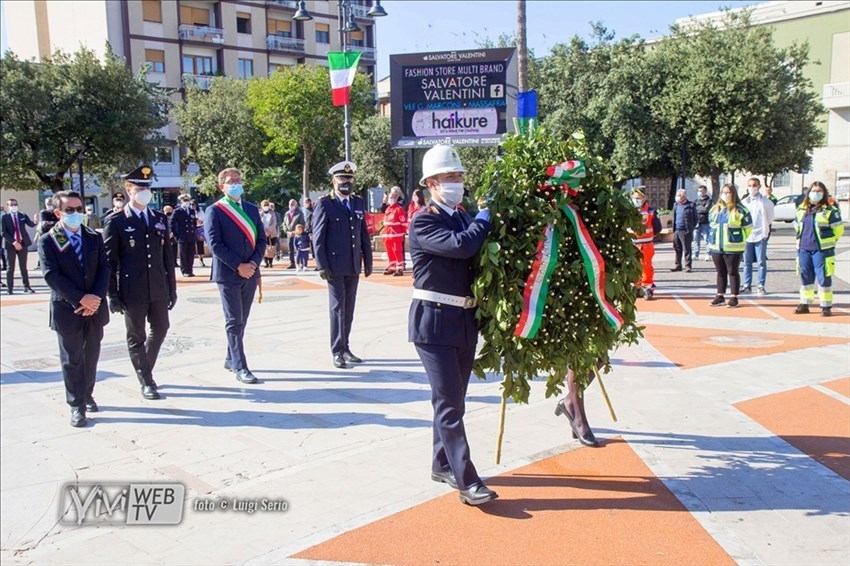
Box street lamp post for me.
[292,1,387,162]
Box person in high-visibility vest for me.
[629,187,662,300]
[381,186,409,276]
[794,181,844,317]
[707,184,753,308]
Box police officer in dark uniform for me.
[38,190,111,427]
[103,166,177,400]
[408,145,497,506]
[102,192,125,224]
[171,193,197,277]
[312,161,373,369]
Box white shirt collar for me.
[129,205,148,219]
[433,200,456,216]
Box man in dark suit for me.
[38,191,110,427]
[170,193,197,277]
[312,161,373,369]
[408,144,496,506]
[2,198,37,294]
[103,165,177,400]
[205,167,267,384]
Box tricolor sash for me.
[214,197,258,249]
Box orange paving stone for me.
[822,377,850,398]
[736,385,850,480]
[635,294,690,315]
[0,298,45,307]
[294,439,734,566]
[680,296,777,320]
[641,324,850,370]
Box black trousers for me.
[327,275,359,355]
[57,318,104,407]
[287,235,297,266]
[415,342,481,491]
[178,239,195,275]
[217,278,257,371]
[5,245,30,289]
[673,230,693,269]
[196,239,205,258]
[712,253,742,296]
[1,246,6,270]
[123,301,170,386]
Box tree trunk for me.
[517,0,528,92]
[302,145,312,202]
[666,174,678,210]
[709,168,721,202]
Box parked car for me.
[773,194,805,223]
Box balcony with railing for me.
[823,82,850,110]
[267,35,305,53]
[178,24,225,44]
[349,45,375,60]
[349,4,370,18]
[181,74,215,90]
[267,0,298,8]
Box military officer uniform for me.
[312,161,373,368]
[171,195,197,276]
[103,166,176,400]
[38,212,111,427]
[205,188,266,383]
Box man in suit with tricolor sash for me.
[205,167,267,384]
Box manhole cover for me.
[13,357,60,370]
[99,335,214,362]
[702,334,784,348]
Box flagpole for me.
[339,0,352,162]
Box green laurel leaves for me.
[473,127,645,403]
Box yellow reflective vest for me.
[708,204,753,254]
[794,203,844,251]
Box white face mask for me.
[133,189,152,206]
[9,205,18,213]
[181,201,191,209]
[262,206,270,212]
[46,204,55,211]
[86,208,93,214]
[437,182,464,208]
[720,194,731,203]
[809,191,823,204]
[632,198,644,208]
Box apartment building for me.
[4,0,380,204]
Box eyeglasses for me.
[63,206,85,214]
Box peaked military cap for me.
[113,192,125,200]
[123,165,155,187]
[328,160,357,178]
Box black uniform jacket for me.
[407,205,491,349]
[37,224,110,330]
[313,193,373,276]
[103,206,177,304]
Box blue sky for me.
[1,0,760,76]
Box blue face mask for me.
[225,184,244,199]
[64,212,84,229]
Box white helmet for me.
[419,144,466,186]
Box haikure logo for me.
[59,483,185,525]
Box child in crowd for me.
[294,224,311,272]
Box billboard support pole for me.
[407,148,415,196]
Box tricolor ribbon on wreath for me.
[514,160,625,339]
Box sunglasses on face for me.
[63,206,85,214]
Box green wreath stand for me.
[472,126,645,462]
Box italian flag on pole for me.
[327,51,362,107]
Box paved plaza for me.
[1,225,849,565]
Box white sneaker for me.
[757,286,766,296]
[704,255,711,262]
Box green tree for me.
[351,115,404,189]
[0,47,169,192]
[173,77,277,196]
[247,65,374,199]
[656,11,823,196]
[248,166,301,205]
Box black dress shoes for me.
[24,287,35,294]
[342,351,362,363]
[85,398,99,413]
[431,470,458,490]
[459,484,498,506]
[142,385,160,400]
[333,355,348,369]
[224,359,234,372]
[554,400,600,447]
[235,369,258,384]
[70,407,87,427]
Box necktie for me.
[13,214,21,241]
[344,199,351,215]
[70,232,83,265]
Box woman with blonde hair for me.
[707,184,753,308]
[794,181,844,317]
[260,199,278,268]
